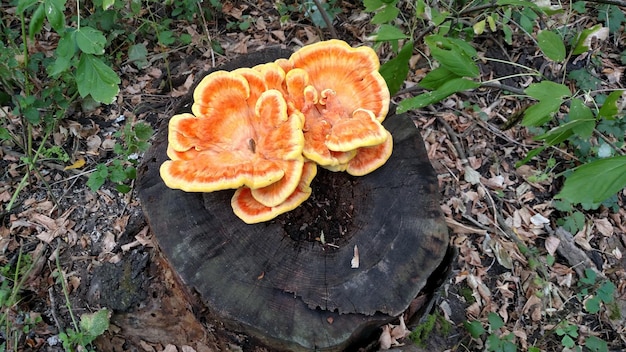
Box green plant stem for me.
[6,124,55,211]
[311,0,338,39]
[54,246,79,331]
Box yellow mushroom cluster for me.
[160,39,392,224]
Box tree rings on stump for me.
[137,48,449,351]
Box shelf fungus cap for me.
[232,161,318,224]
[160,71,305,193]
[287,40,392,168]
[289,39,390,121]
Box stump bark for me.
[137,48,449,351]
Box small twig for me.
[312,0,338,39]
[196,1,215,67]
[594,128,626,156]
[481,81,526,96]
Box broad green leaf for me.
[502,24,513,45]
[585,336,608,352]
[464,320,485,338]
[128,43,149,69]
[425,36,479,78]
[48,31,75,76]
[44,0,66,32]
[133,122,154,141]
[556,155,626,205]
[597,281,615,302]
[525,81,571,101]
[585,296,601,313]
[534,121,576,145]
[17,0,39,13]
[368,24,409,41]
[379,41,413,95]
[473,19,486,35]
[419,67,458,90]
[537,30,566,62]
[29,3,46,39]
[79,309,110,339]
[0,127,10,140]
[572,24,606,55]
[521,99,562,126]
[363,0,384,12]
[76,54,120,104]
[397,78,479,113]
[487,15,496,31]
[87,164,108,192]
[487,312,504,330]
[75,26,106,55]
[572,1,586,12]
[102,0,115,10]
[598,90,624,119]
[568,98,595,138]
[371,4,400,24]
[56,30,76,58]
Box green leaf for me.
[597,281,615,303]
[158,30,176,46]
[561,335,575,348]
[17,0,40,13]
[598,90,624,119]
[369,24,410,41]
[419,67,458,90]
[379,41,413,95]
[44,0,66,32]
[363,0,384,12]
[425,35,479,77]
[463,320,485,338]
[487,312,504,330]
[102,0,115,10]
[371,4,400,24]
[76,54,120,104]
[568,98,595,138]
[75,26,106,55]
[473,19,486,35]
[585,336,608,352]
[128,43,149,69]
[87,164,108,192]
[116,184,131,193]
[48,31,76,76]
[29,3,46,40]
[79,309,110,341]
[525,81,571,101]
[572,24,604,55]
[537,30,566,62]
[109,162,127,183]
[521,99,562,126]
[133,122,154,141]
[585,296,601,313]
[534,119,590,145]
[397,78,479,113]
[556,155,626,205]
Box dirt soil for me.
[1,1,626,352]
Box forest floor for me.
[1,1,625,351]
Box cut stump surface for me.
[137,48,449,351]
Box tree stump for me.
[137,48,449,351]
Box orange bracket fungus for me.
[138,46,451,351]
[159,40,393,223]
